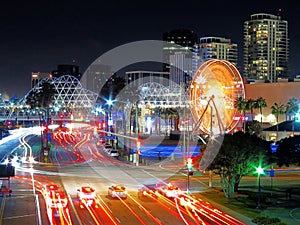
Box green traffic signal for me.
[186,158,193,169]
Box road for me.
[1,126,297,225]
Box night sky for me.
[1,0,299,98]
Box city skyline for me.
[1,0,299,98]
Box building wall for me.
[163,29,198,72]
[31,72,51,89]
[245,82,300,124]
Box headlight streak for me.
[19,132,31,160]
[95,194,120,225]
[174,197,191,225]
[180,195,222,224]
[43,190,72,225]
[160,192,234,225]
[114,194,148,225]
[83,195,121,225]
[177,194,246,225]
[174,198,205,225]
[13,125,246,225]
[80,200,103,225]
[151,193,200,224]
[196,203,243,225]
[51,130,90,165]
[61,207,72,225]
[127,193,163,225]
[1,130,35,165]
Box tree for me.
[255,97,267,126]
[25,80,56,162]
[246,120,262,136]
[276,135,300,167]
[285,98,299,136]
[234,97,248,132]
[247,98,255,121]
[26,80,56,120]
[207,131,268,198]
[271,102,285,140]
[99,76,126,104]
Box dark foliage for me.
[276,135,300,167]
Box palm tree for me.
[285,97,299,136]
[234,97,248,132]
[271,102,285,140]
[246,98,255,121]
[26,80,56,123]
[25,80,56,162]
[256,97,267,126]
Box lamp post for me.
[106,99,114,131]
[186,157,192,194]
[256,165,264,210]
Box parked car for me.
[108,149,119,158]
[108,185,127,199]
[104,144,113,152]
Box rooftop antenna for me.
[277,8,282,18]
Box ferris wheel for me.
[189,59,245,135]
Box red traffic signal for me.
[59,114,64,119]
[43,125,48,134]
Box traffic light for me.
[59,114,64,119]
[136,136,141,155]
[43,125,48,134]
[186,158,193,170]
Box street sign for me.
[48,133,51,142]
[105,136,116,140]
[0,165,15,177]
[270,143,278,153]
[270,169,275,177]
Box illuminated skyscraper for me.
[163,29,198,85]
[198,37,238,66]
[243,13,289,82]
[31,72,51,89]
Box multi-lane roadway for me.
[0,126,249,225]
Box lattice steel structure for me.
[138,82,189,108]
[0,75,98,122]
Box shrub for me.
[252,216,287,225]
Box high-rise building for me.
[126,70,170,87]
[169,52,193,85]
[197,37,238,67]
[243,13,289,82]
[51,64,81,80]
[163,29,198,84]
[83,64,113,94]
[31,72,52,89]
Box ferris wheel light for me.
[189,59,245,135]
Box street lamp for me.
[256,165,264,209]
[106,98,114,132]
[186,157,193,193]
[136,137,141,166]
